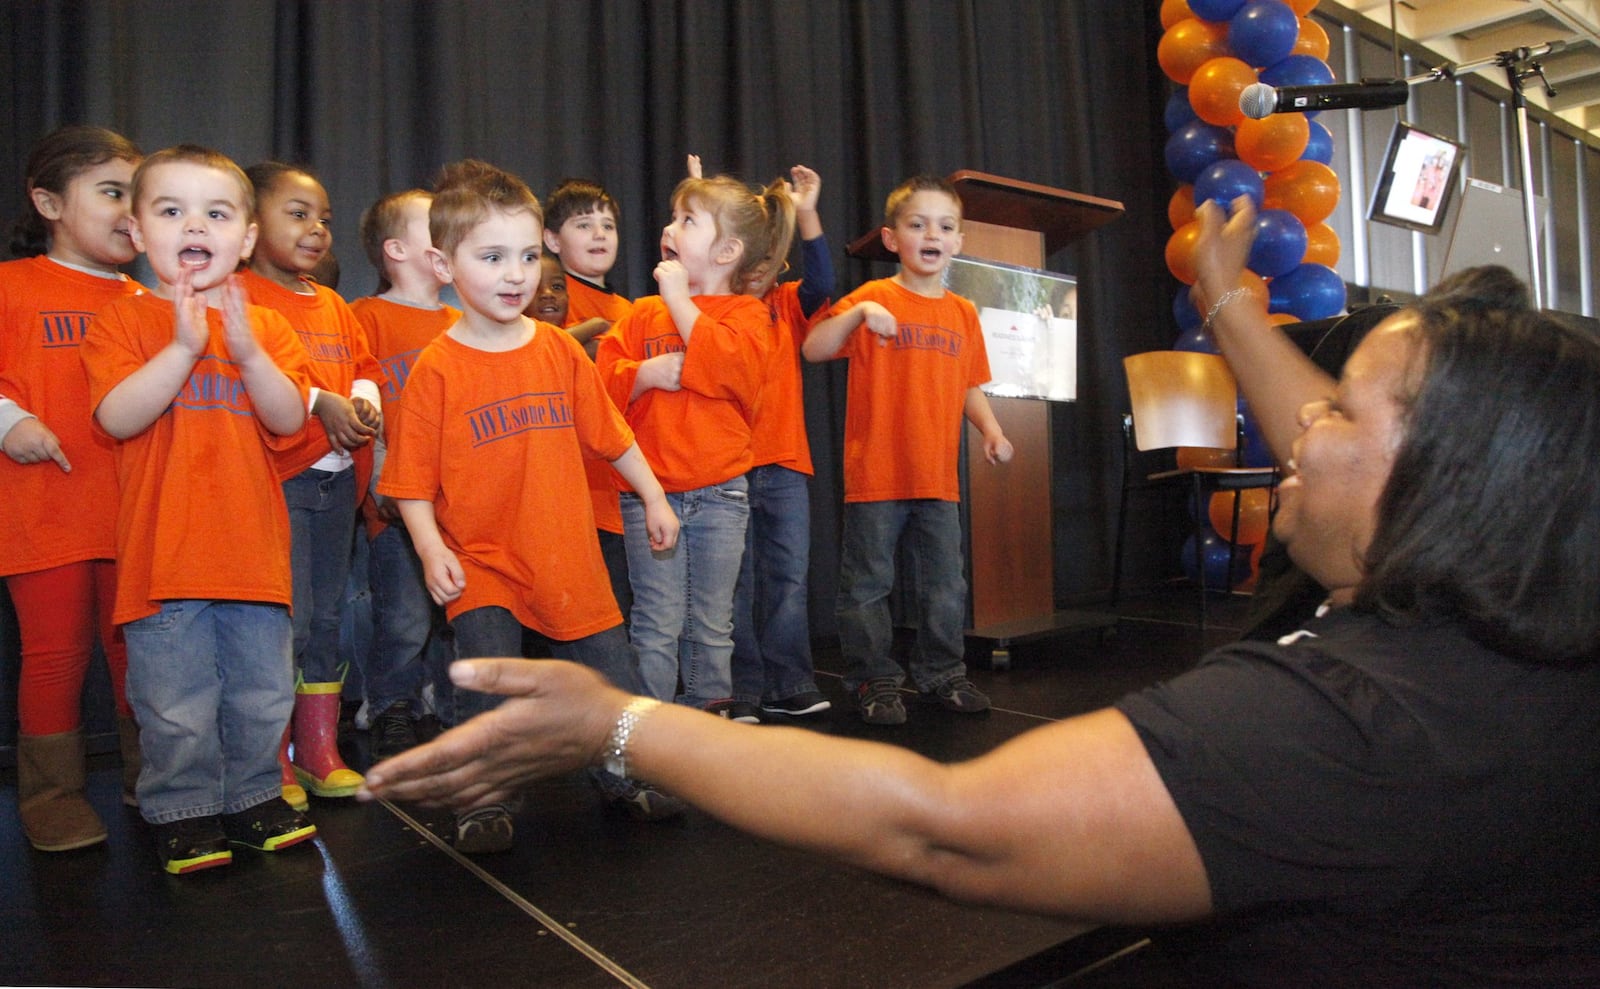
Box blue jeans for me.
[598,528,632,627]
[284,467,357,684]
[123,600,294,823]
[836,499,969,692]
[450,606,643,725]
[621,478,748,708]
[731,465,820,704]
[364,523,453,717]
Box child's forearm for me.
[94,341,203,439]
[663,294,702,344]
[237,355,308,436]
[565,317,611,347]
[802,307,862,362]
[609,444,663,501]
[962,386,1004,438]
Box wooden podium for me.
[847,172,1124,667]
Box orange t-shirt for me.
[377,325,631,639]
[597,293,772,493]
[825,278,992,503]
[749,280,821,475]
[80,292,313,623]
[0,256,141,576]
[349,295,460,538]
[239,269,382,481]
[565,275,634,326]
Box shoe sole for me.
[293,767,363,798]
[228,824,318,853]
[760,700,833,717]
[163,849,233,875]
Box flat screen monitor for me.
[1367,121,1466,235]
[1436,176,1546,289]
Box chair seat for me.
[1147,466,1277,484]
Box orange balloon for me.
[1189,57,1257,126]
[1160,0,1195,29]
[1169,184,1196,230]
[1166,220,1202,285]
[1292,17,1330,60]
[1158,18,1230,85]
[1239,269,1269,309]
[1235,113,1310,172]
[1178,446,1236,469]
[1209,488,1272,546]
[1264,160,1341,225]
[1286,0,1319,13]
[1303,221,1341,267]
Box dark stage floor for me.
[0,588,1249,989]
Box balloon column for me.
[1158,0,1345,589]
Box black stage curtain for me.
[1,0,1182,643]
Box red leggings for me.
[7,559,129,735]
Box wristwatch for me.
[602,697,662,779]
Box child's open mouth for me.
[179,246,213,268]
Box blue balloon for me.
[1181,529,1255,589]
[1268,263,1347,320]
[1174,287,1203,333]
[1238,409,1275,467]
[1260,54,1336,90]
[1164,121,1237,184]
[1194,159,1265,210]
[1247,208,1308,278]
[1173,323,1220,354]
[1190,0,1247,21]
[1302,120,1334,164]
[1165,87,1197,133]
[1229,0,1299,68]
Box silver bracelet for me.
[601,697,661,780]
[1203,286,1251,331]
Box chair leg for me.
[1193,477,1207,633]
[1111,477,1132,606]
[1224,489,1243,595]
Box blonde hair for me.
[359,188,430,292]
[429,159,542,258]
[883,174,962,228]
[670,175,796,296]
[132,145,254,217]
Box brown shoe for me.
[17,730,108,852]
[116,715,142,808]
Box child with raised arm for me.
[241,161,382,809]
[350,188,460,759]
[1,125,143,852]
[378,161,681,854]
[687,156,835,722]
[803,175,1012,727]
[80,145,318,874]
[596,172,793,714]
[535,179,635,623]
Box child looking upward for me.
[351,188,460,759]
[241,162,382,810]
[378,160,680,854]
[803,175,1012,727]
[1,125,143,852]
[81,145,318,874]
[596,172,794,714]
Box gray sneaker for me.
[589,769,688,822]
[922,675,991,713]
[855,678,907,725]
[454,805,514,854]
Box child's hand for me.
[313,392,377,452]
[418,544,467,606]
[636,352,685,393]
[787,165,821,213]
[686,154,703,180]
[219,275,261,364]
[983,432,1014,465]
[654,258,689,301]
[859,302,897,345]
[2,418,71,472]
[352,396,382,432]
[643,497,680,553]
[171,267,210,357]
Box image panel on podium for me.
[943,255,1078,401]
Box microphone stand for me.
[1410,44,1560,308]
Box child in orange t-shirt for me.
[596,172,793,713]
[80,145,318,875]
[242,161,383,809]
[350,188,460,759]
[0,125,143,853]
[378,160,681,853]
[534,179,636,623]
[804,175,1013,727]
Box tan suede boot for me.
[116,715,142,808]
[17,730,108,852]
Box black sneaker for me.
[706,699,762,724]
[921,675,991,713]
[152,816,232,875]
[760,689,832,717]
[454,805,514,854]
[589,769,688,822]
[371,701,419,760]
[222,798,318,852]
[855,678,907,725]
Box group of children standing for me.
[1,124,1012,874]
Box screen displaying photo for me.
[943,255,1077,401]
[1368,122,1466,234]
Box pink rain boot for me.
[290,681,363,798]
[279,726,309,812]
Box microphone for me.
[1239,78,1410,118]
